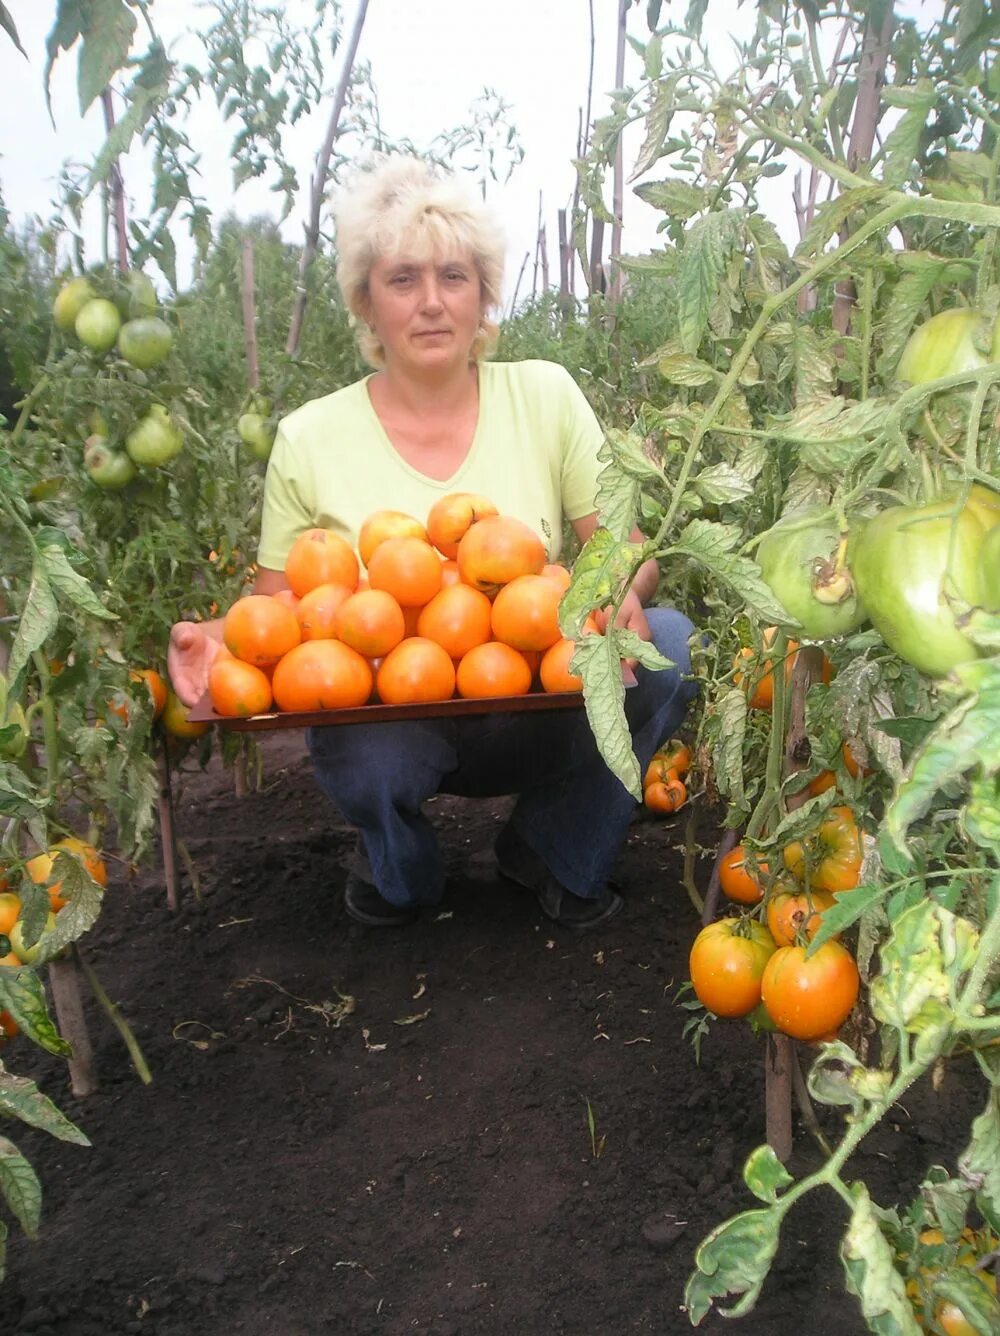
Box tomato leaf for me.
[76,0,136,116]
[629,76,677,181]
[677,210,745,356]
[868,902,977,1032]
[5,559,58,693]
[44,0,85,120]
[632,178,706,221]
[559,529,645,638]
[793,186,885,261]
[0,968,71,1057]
[688,462,754,506]
[930,1268,1000,1335]
[0,1135,41,1239]
[840,1184,923,1335]
[958,1091,1000,1237]
[712,687,748,812]
[0,3,26,57]
[572,634,641,799]
[684,1204,784,1322]
[0,1065,89,1145]
[880,80,937,188]
[807,1041,884,1116]
[663,520,795,626]
[809,883,885,951]
[32,857,104,965]
[596,430,663,540]
[38,535,117,623]
[742,1146,793,1204]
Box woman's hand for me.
[168,621,222,707]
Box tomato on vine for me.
[783,806,862,892]
[689,918,777,1018]
[755,506,867,640]
[719,844,769,905]
[760,940,859,1041]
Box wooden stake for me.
[157,744,180,910]
[765,1033,793,1163]
[607,0,628,309]
[48,957,98,1098]
[100,89,130,274]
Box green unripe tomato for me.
[0,703,28,760]
[75,298,122,354]
[755,506,867,640]
[84,436,138,489]
[125,404,183,468]
[851,498,988,676]
[53,277,97,333]
[896,309,993,385]
[981,525,1000,611]
[10,912,57,965]
[237,412,275,461]
[117,317,173,369]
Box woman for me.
[170,155,697,931]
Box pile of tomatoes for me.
[206,493,597,718]
[642,739,691,813]
[689,806,864,1041]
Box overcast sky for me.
[1,0,759,302]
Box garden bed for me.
[0,733,979,1335]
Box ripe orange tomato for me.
[760,940,859,1040]
[783,805,862,892]
[644,775,687,813]
[719,845,769,905]
[456,515,546,595]
[689,918,777,1018]
[765,887,836,947]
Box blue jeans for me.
[307,607,698,908]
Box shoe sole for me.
[343,885,419,928]
[499,864,623,932]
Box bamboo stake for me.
[607,0,628,309]
[101,89,130,274]
[286,0,370,356]
[241,236,259,392]
[48,957,98,1098]
[157,744,180,911]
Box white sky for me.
[1,0,760,303]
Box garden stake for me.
[157,743,180,910]
[701,827,740,927]
[47,954,98,1098]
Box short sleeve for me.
[257,422,314,571]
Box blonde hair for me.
[333,156,505,367]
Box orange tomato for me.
[416,583,494,660]
[719,844,769,905]
[490,573,563,652]
[209,657,273,717]
[376,637,456,705]
[538,638,583,694]
[271,640,373,711]
[456,641,534,698]
[425,492,499,559]
[334,589,407,658]
[456,515,546,596]
[367,537,443,608]
[284,528,359,597]
[223,595,301,668]
[358,510,428,566]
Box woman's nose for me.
[419,277,444,310]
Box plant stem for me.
[75,946,153,1086]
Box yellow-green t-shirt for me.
[257,359,604,570]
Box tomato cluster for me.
[690,806,864,1040]
[205,494,603,718]
[642,739,691,813]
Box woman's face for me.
[363,249,485,376]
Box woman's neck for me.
[373,360,478,416]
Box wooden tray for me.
[187,688,588,732]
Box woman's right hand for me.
[168,621,222,707]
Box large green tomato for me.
[75,298,122,354]
[117,317,173,369]
[896,309,995,384]
[53,277,96,332]
[237,411,275,461]
[755,506,867,639]
[126,404,184,467]
[851,498,988,676]
[981,524,1000,611]
[84,436,137,489]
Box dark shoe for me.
[495,826,623,932]
[343,873,419,927]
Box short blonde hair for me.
[333,156,506,367]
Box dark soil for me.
[0,732,981,1336]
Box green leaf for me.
[632,178,706,220]
[656,352,717,386]
[794,186,885,259]
[743,1146,793,1204]
[0,969,71,1057]
[559,529,645,639]
[930,1268,1000,1336]
[596,430,663,540]
[572,634,641,799]
[685,1205,784,1322]
[0,4,26,57]
[868,902,977,1033]
[807,1041,890,1116]
[677,210,744,356]
[840,1183,923,1335]
[665,520,795,625]
[87,77,164,192]
[958,1089,1000,1233]
[0,1136,41,1239]
[810,883,885,951]
[38,541,116,622]
[0,1064,90,1145]
[886,688,1000,853]
[876,253,974,383]
[45,0,85,118]
[629,77,678,181]
[77,0,136,115]
[689,462,755,506]
[6,561,58,689]
[713,688,748,810]
[880,80,936,188]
